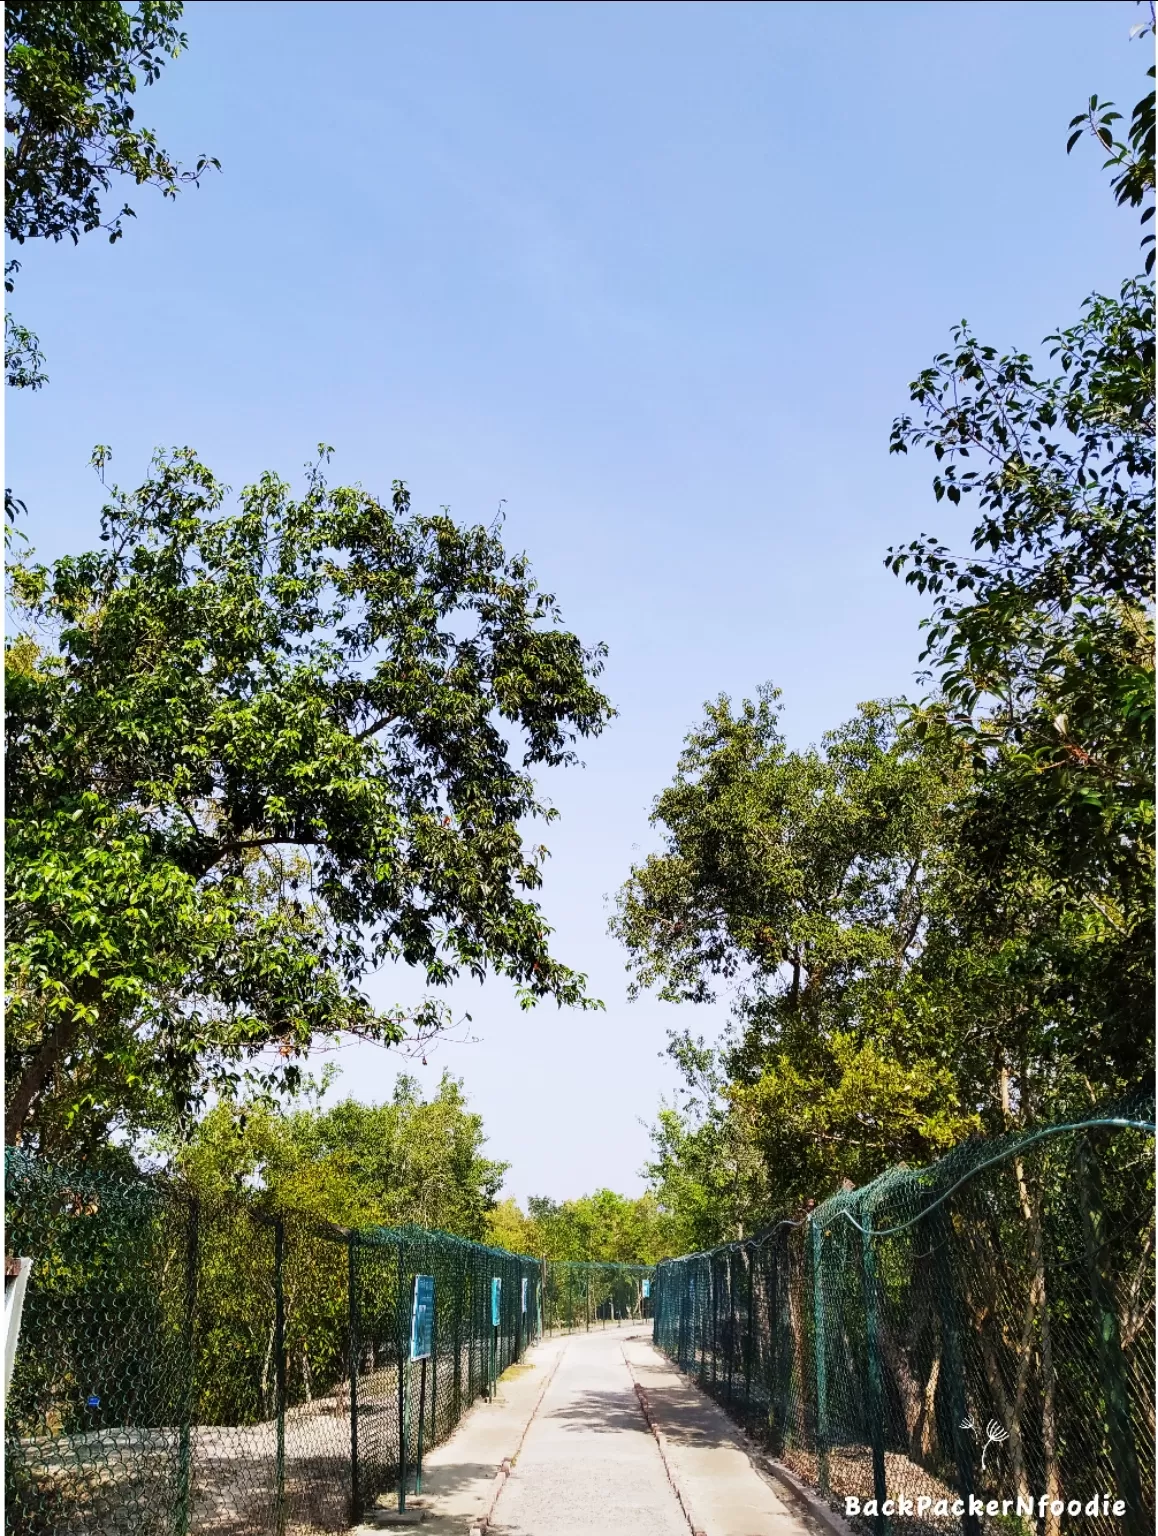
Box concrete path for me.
[621,1335,829,1536]
[358,1332,571,1535]
[491,1327,688,1536]
[358,1324,826,1536]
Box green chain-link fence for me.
[652,1103,1155,1536]
[4,1150,543,1535]
[541,1262,654,1334]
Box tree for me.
[6,448,612,1152]
[887,29,1154,1107]
[621,24,1155,1241]
[5,1,217,388]
[614,692,978,1223]
[177,1072,507,1240]
[487,1188,676,1263]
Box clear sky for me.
[7,1,1144,1202]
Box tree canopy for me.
[6,448,612,1153]
[487,1187,675,1264]
[176,1072,507,1241]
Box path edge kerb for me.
[746,1446,859,1536]
[623,1339,858,1536]
[621,1349,707,1536]
[470,1338,567,1536]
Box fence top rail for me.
[653,1104,1156,1271]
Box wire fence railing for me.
[541,1261,654,1334]
[652,1102,1155,1536]
[4,1150,543,1536]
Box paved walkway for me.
[364,1323,825,1536]
[492,1328,687,1536]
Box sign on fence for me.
[410,1274,434,1361]
[520,1277,528,1314]
[642,1278,650,1299]
[491,1276,502,1327]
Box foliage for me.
[487,1186,676,1263]
[1066,8,1155,273]
[6,448,612,1153]
[4,1,217,391]
[642,1096,770,1253]
[885,34,1154,1102]
[176,1072,507,1241]
[4,305,47,390]
[5,0,216,248]
[615,694,981,1233]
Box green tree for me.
[487,1188,676,1262]
[5,1,217,390]
[178,1072,507,1240]
[886,31,1154,1109]
[6,448,612,1153]
[622,25,1154,1241]
[614,691,979,1227]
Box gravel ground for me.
[12,1350,478,1535]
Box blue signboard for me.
[520,1277,528,1314]
[410,1274,434,1361]
[491,1276,502,1327]
[642,1278,651,1299]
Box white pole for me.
[5,1257,33,1398]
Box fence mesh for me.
[652,1105,1156,1536]
[4,1151,542,1535]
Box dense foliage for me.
[176,1072,506,1240]
[487,1187,675,1264]
[619,33,1155,1246]
[6,450,611,1153]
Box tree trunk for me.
[5,999,89,1142]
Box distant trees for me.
[487,1188,676,1264]
[177,1072,507,1241]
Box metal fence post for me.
[1077,1136,1146,1536]
[710,1256,719,1390]
[453,1256,462,1419]
[768,1240,787,1454]
[726,1249,736,1405]
[744,1245,755,1422]
[348,1237,361,1523]
[174,1197,199,1536]
[274,1218,287,1536]
[810,1216,830,1496]
[397,1242,408,1511]
[468,1262,476,1403]
[930,1204,980,1536]
[859,1202,888,1536]
[429,1272,439,1447]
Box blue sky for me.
[7,1,1144,1201]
